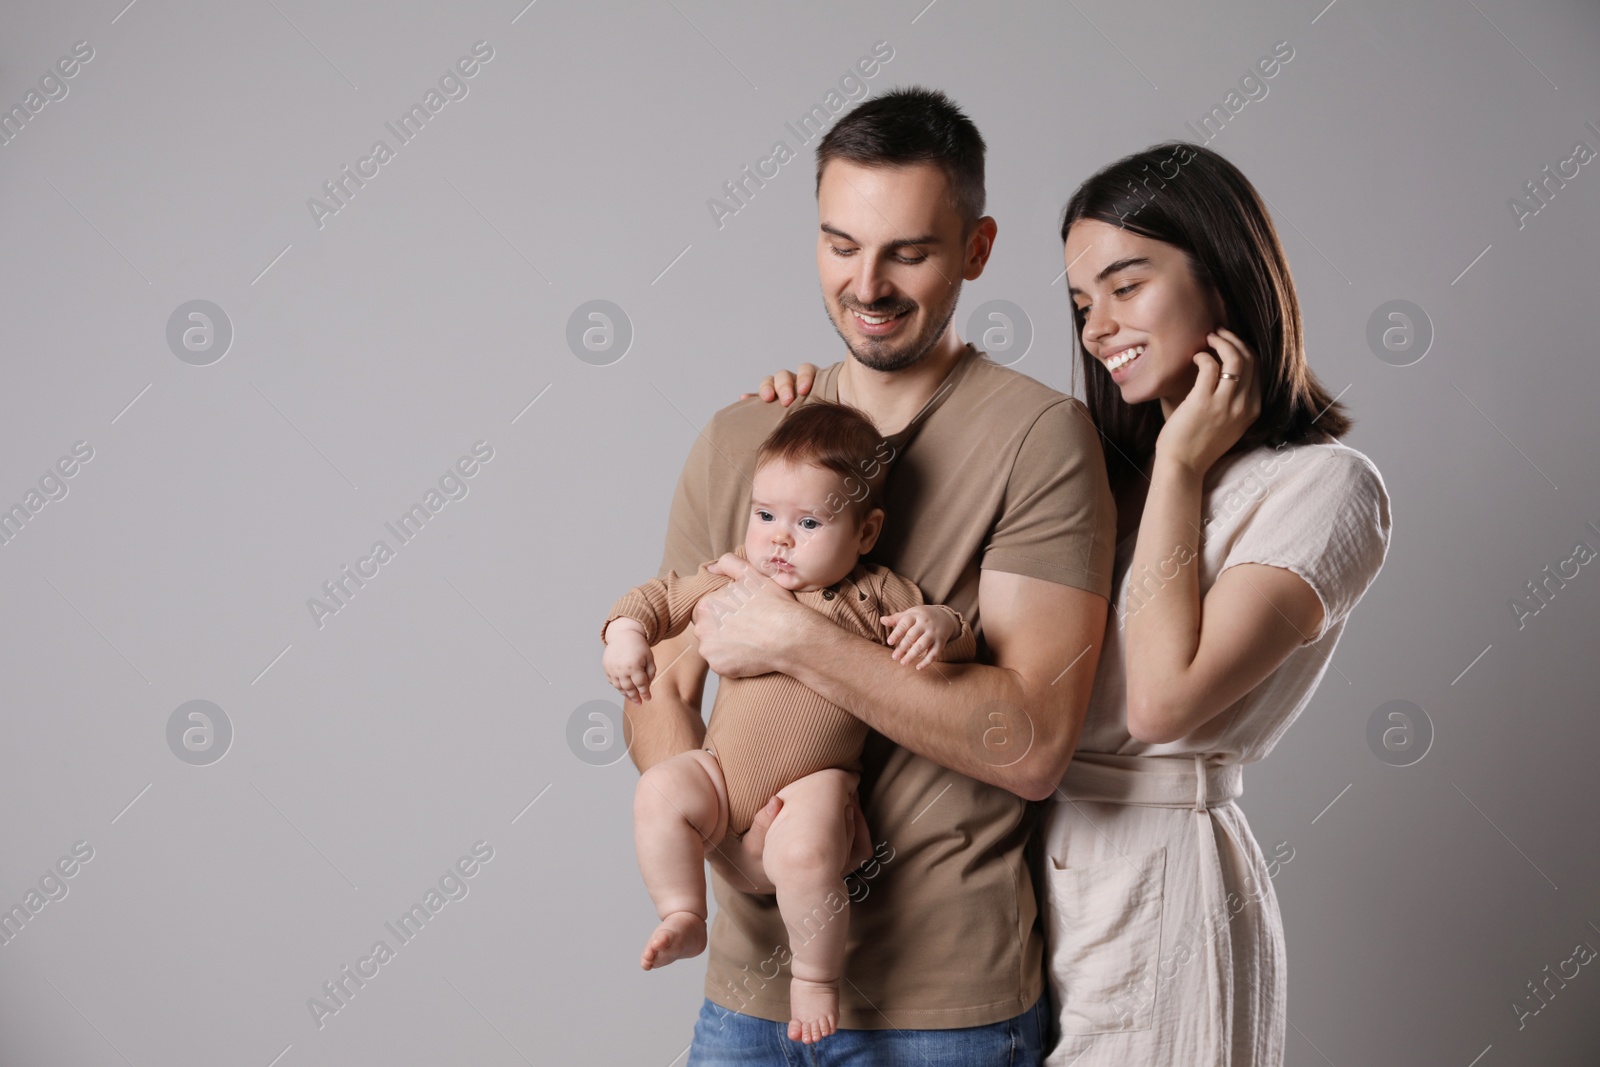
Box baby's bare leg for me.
[762,768,858,1044]
[633,749,730,970]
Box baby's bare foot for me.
[786,976,840,1044]
[640,911,706,970]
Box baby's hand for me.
[602,618,656,704]
[880,605,961,671]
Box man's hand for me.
[705,788,875,895]
[695,552,810,678]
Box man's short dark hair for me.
[815,87,986,226]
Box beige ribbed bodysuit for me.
[602,543,976,837]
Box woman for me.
[743,141,1392,1065]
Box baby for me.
[600,400,976,1044]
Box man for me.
[630,86,1116,1063]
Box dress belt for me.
[1055,751,1242,811]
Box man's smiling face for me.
[816,159,970,372]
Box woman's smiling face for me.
[1064,219,1227,416]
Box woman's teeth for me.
[1106,344,1145,371]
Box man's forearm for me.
[625,695,705,773]
[776,613,1036,795]
[624,632,708,773]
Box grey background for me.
[2,0,1597,1063]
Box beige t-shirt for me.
[657,344,1117,1029]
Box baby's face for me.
[743,459,881,593]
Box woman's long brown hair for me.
[1060,141,1350,496]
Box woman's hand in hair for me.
[740,363,818,406]
[1155,328,1262,476]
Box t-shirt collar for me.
[818,342,979,451]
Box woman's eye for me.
[1114,282,1139,297]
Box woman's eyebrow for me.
[1067,255,1153,296]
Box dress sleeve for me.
[1218,446,1393,644]
[877,569,979,663]
[982,399,1117,599]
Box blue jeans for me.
[686,994,1049,1066]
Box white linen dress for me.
[1039,440,1393,1067]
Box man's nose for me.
[852,258,893,307]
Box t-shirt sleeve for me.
[658,417,719,581]
[982,399,1117,599]
[1219,447,1393,644]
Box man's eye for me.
[895,254,927,265]
[829,246,857,257]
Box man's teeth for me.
[1106,345,1146,370]
[855,311,899,325]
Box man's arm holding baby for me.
[694,566,1106,802]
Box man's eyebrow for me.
[820,223,941,249]
[1066,255,1152,296]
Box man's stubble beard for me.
[827,283,963,374]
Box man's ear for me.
[963,216,999,282]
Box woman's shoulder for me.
[1216,439,1387,503]
[1214,438,1393,564]
[1283,440,1389,511]
[1204,439,1392,555]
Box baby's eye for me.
[755,510,773,522]
[799,518,822,531]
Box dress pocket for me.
[1043,845,1166,1035]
